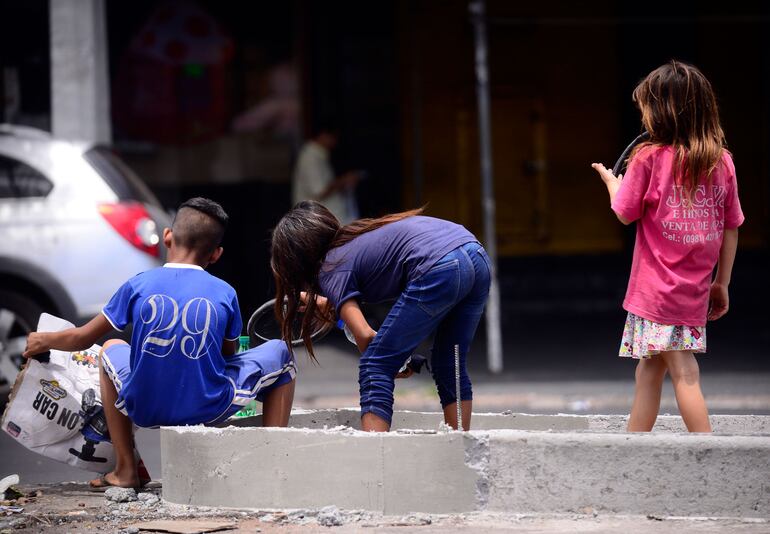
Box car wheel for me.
[0,290,43,386]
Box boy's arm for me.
[708,228,739,321]
[339,299,376,354]
[23,314,114,358]
[222,339,238,357]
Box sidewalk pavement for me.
[1,481,769,533]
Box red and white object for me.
[99,202,160,257]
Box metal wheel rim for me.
[0,308,32,385]
[247,298,333,347]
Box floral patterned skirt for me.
[619,312,706,359]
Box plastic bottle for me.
[337,319,357,345]
[232,335,258,418]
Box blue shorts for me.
[101,339,296,426]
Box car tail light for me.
[98,202,160,257]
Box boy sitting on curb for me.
[23,197,296,489]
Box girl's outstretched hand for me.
[395,368,414,379]
[591,163,623,200]
[356,328,377,355]
[708,282,729,321]
[592,163,631,224]
[298,291,330,315]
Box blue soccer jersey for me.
[102,263,242,427]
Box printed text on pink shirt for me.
[661,185,726,245]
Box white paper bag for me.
[1,314,117,473]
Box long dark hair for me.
[631,60,726,193]
[270,201,424,360]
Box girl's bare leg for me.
[627,356,668,432]
[442,400,473,431]
[261,379,295,427]
[361,412,390,432]
[662,350,711,432]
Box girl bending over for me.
[271,202,490,431]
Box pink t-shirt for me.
[612,145,744,326]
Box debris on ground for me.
[0,482,768,533]
[392,512,433,526]
[317,505,343,527]
[126,518,236,533]
[0,476,18,495]
[0,475,21,501]
[104,487,138,503]
[0,516,27,530]
[285,509,317,524]
[437,421,454,433]
[138,492,160,506]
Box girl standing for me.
[271,201,490,431]
[592,60,744,432]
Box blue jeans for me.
[359,242,491,424]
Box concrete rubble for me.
[104,487,137,503]
[317,505,344,527]
[1,481,769,533]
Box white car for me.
[0,124,171,385]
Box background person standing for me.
[292,120,360,223]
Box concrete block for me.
[162,427,384,510]
[381,433,477,514]
[485,431,770,517]
[164,410,770,517]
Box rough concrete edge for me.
[218,410,770,435]
[585,414,770,434]
[161,425,373,437]
[482,428,770,518]
[463,432,490,510]
[482,428,770,445]
[164,422,770,442]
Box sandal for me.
[88,474,141,491]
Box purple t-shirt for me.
[318,216,477,314]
